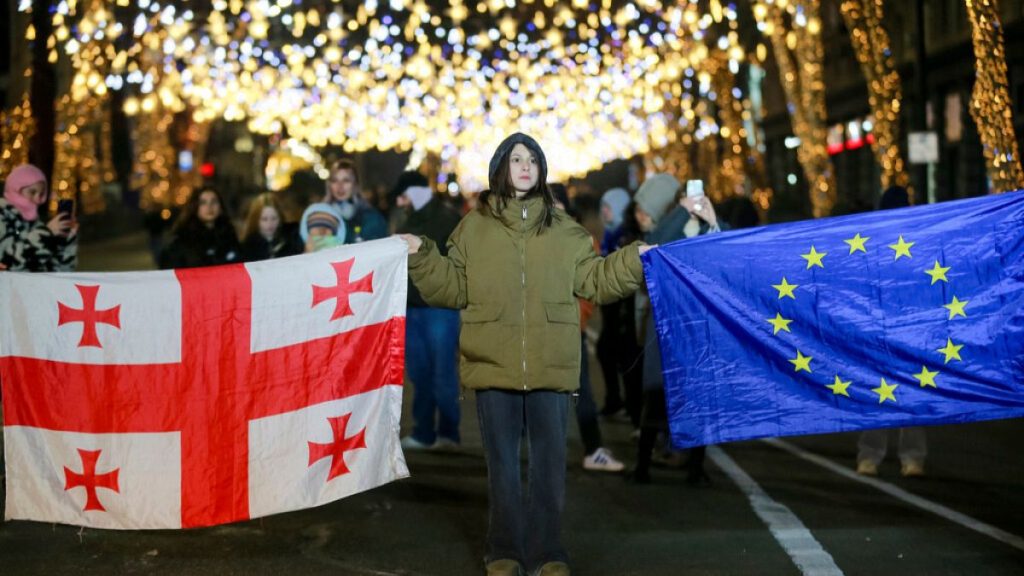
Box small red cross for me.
[57,284,121,348]
[307,413,367,482]
[64,448,121,512]
[312,259,374,321]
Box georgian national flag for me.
[1,238,410,529]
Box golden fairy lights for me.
[964,0,1024,193]
[0,90,35,181]
[20,0,761,194]
[754,0,835,217]
[840,0,909,193]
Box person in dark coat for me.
[630,174,722,485]
[239,192,302,262]
[159,187,241,269]
[395,172,464,450]
[323,159,388,243]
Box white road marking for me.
[709,446,844,575]
[764,438,1024,553]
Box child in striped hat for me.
[300,202,346,253]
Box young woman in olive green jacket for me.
[400,133,651,576]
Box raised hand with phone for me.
[680,179,718,230]
[48,198,78,238]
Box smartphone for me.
[57,199,75,217]
[685,180,705,199]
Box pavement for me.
[2,231,1023,575]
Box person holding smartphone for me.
[629,175,720,485]
[0,164,78,272]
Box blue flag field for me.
[642,191,1024,449]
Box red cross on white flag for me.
[0,238,409,529]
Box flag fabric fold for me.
[642,191,1024,449]
[1,238,409,529]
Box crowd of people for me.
[1,137,923,576]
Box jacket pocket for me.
[463,303,503,323]
[543,302,580,369]
[460,303,505,365]
[543,302,579,325]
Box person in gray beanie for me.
[633,173,682,232]
[398,133,653,576]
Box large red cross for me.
[57,284,121,348]
[1,259,404,527]
[63,448,120,512]
[307,413,367,482]
[312,259,374,321]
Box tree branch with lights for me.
[754,0,836,217]
[964,0,1024,193]
[840,0,910,193]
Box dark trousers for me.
[596,299,644,427]
[596,302,624,412]
[476,389,570,571]
[575,334,602,455]
[406,307,461,444]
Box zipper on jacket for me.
[521,203,528,391]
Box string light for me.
[964,0,1024,193]
[20,0,761,195]
[0,86,35,180]
[840,0,909,194]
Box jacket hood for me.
[488,133,548,192]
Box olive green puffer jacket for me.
[408,195,644,392]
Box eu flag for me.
[642,191,1024,449]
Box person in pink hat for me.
[0,164,77,272]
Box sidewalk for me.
[77,231,156,272]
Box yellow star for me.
[844,233,869,254]
[789,350,812,373]
[827,375,851,397]
[772,277,798,300]
[924,260,950,284]
[801,246,826,269]
[937,338,963,364]
[914,366,939,388]
[888,235,914,260]
[943,295,969,319]
[766,313,793,335]
[872,378,898,404]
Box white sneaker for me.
[400,436,433,451]
[432,437,461,451]
[583,447,625,472]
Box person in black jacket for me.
[159,187,241,269]
[394,172,464,451]
[239,192,302,262]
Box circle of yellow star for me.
[827,375,851,397]
[914,366,939,388]
[937,338,963,364]
[872,378,899,404]
[772,277,798,300]
[801,246,826,269]
[767,313,793,335]
[888,235,914,260]
[844,233,870,254]
[943,295,969,319]
[789,350,812,373]
[924,260,950,284]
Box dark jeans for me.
[406,307,460,444]
[575,334,602,455]
[476,389,570,571]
